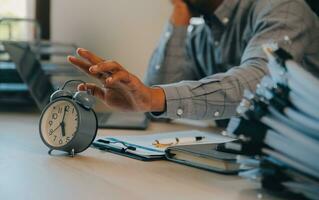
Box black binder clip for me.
[95,139,137,152]
[272,48,293,69]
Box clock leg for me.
[69,149,75,157]
[48,149,53,155]
[48,149,75,157]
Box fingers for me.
[68,48,132,90]
[77,48,104,65]
[68,56,91,73]
[89,60,123,75]
[78,83,106,99]
[104,70,130,87]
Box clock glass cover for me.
[40,100,79,147]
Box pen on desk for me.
[152,136,205,148]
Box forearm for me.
[151,60,269,120]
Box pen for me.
[152,136,205,148]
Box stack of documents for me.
[222,46,319,199]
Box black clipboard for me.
[92,139,164,161]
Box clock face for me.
[40,100,79,147]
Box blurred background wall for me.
[51,0,172,79]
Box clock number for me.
[59,139,63,145]
[53,135,57,141]
[49,129,53,135]
[65,105,70,112]
[58,107,62,114]
[66,137,71,143]
[72,107,75,114]
[52,113,58,120]
[49,121,53,127]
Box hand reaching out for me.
[67,48,165,113]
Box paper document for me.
[95,130,235,157]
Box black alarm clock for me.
[39,80,98,157]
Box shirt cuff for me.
[149,83,193,119]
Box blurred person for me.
[68,0,319,121]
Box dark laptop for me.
[3,41,149,130]
[2,42,54,109]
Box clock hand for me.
[49,107,68,136]
[61,121,66,137]
[51,123,62,134]
[61,106,67,123]
[59,106,68,137]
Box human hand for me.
[170,0,192,26]
[67,48,165,112]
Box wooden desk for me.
[0,112,279,200]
